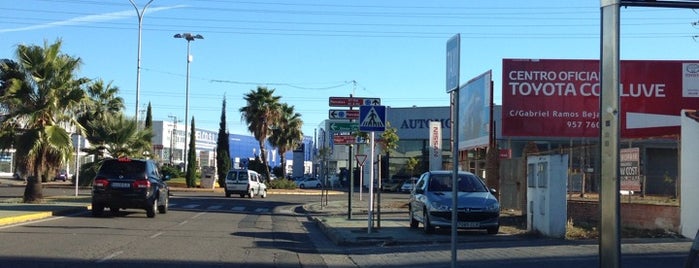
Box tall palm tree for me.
[239,86,281,180]
[269,103,303,178]
[84,113,153,159]
[0,40,89,202]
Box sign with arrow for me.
[329,97,381,107]
[329,122,359,132]
[329,109,359,120]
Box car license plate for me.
[457,222,480,228]
[111,182,131,188]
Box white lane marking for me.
[254,208,269,213]
[231,206,245,211]
[183,204,200,209]
[96,250,123,263]
[150,232,163,239]
[207,205,222,210]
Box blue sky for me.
[2,0,698,136]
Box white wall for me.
[681,110,699,238]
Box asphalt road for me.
[0,185,696,268]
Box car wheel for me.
[423,210,434,234]
[146,199,157,218]
[249,189,255,198]
[487,225,499,235]
[299,184,306,189]
[260,189,267,198]
[92,203,104,217]
[315,183,321,189]
[239,194,245,198]
[225,191,231,198]
[158,195,168,214]
[110,207,119,216]
[409,207,419,229]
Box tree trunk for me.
[23,176,43,203]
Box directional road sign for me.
[329,97,381,107]
[329,122,359,132]
[359,105,386,132]
[333,134,357,145]
[329,109,360,120]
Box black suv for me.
[91,158,170,218]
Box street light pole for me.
[129,0,154,124]
[173,33,203,172]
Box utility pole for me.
[129,0,154,124]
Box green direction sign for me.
[329,122,359,132]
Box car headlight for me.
[430,201,451,212]
[485,202,500,212]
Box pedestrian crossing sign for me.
[359,105,386,132]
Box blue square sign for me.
[359,105,386,132]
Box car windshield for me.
[427,174,487,192]
[99,160,146,180]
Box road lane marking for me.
[150,232,163,238]
[96,250,123,263]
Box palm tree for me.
[239,86,281,180]
[269,103,303,178]
[78,79,124,146]
[84,113,153,159]
[0,40,89,202]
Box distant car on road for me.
[91,158,170,218]
[54,169,68,182]
[224,169,267,198]
[296,177,322,189]
[409,170,500,234]
[400,178,417,193]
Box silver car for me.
[409,170,500,234]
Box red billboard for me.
[502,59,699,138]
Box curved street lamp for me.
[173,32,203,171]
[129,0,155,124]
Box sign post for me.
[446,33,461,268]
[355,154,367,201]
[329,96,381,220]
[359,106,386,233]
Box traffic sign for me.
[359,105,386,132]
[329,109,360,120]
[446,33,460,92]
[333,134,357,145]
[329,97,381,107]
[355,154,367,166]
[329,122,359,132]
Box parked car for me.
[400,178,417,193]
[224,169,267,198]
[382,178,403,192]
[409,170,500,234]
[296,177,322,189]
[91,157,170,218]
[54,169,68,182]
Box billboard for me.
[428,121,442,170]
[458,70,492,150]
[502,59,699,138]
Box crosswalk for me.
[169,203,272,214]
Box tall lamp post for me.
[173,32,203,171]
[129,0,154,124]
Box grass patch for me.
[565,219,682,240]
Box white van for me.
[224,169,267,198]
